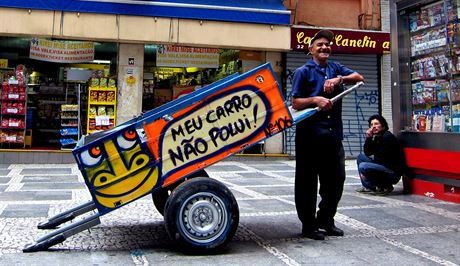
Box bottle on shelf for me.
[60,104,80,149]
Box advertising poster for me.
[29,38,95,63]
[156,45,219,68]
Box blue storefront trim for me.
[0,0,290,25]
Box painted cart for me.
[24,63,363,252]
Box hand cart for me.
[24,63,363,252]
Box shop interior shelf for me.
[88,101,115,105]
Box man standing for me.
[291,29,364,240]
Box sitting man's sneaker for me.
[373,185,394,196]
[320,225,344,236]
[356,186,374,193]
[302,228,325,240]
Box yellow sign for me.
[0,59,8,68]
[156,45,220,68]
[29,38,95,63]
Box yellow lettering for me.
[369,40,376,48]
[334,34,379,49]
[382,41,390,49]
[349,39,356,47]
[335,35,343,46]
[364,36,375,48]
[296,32,311,45]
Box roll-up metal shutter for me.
[285,52,380,158]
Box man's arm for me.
[293,72,365,111]
[324,72,364,93]
[363,133,375,156]
[342,72,364,84]
[292,96,332,111]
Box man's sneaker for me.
[372,186,394,196]
[320,225,344,236]
[356,187,374,193]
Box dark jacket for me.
[364,130,404,175]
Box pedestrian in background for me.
[291,29,364,240]
[356,114,405,195]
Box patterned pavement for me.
[0,159,459,265]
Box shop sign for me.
[149,67,184,73]
[29,38,95,63]
[156,45,219,68]
[291,28,390,55]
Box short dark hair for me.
[368,114,388,130]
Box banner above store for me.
[291,27,390,55]
[29,38,95,63]
[156,45,219,68]
[0,0,290,25]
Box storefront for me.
[0,0,290,162]
[285,26,390,158]
[390,0,460,203]
[141,47,260,112]
[0,37,118,150]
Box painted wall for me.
[0,8,290,51]
[380,0,393,132]
[117,44,144,124]
[285,0,381,30]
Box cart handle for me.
[289,81,364,124]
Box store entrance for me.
[0,37,118,150]
[142,45,243,112]
[141,45,265,154]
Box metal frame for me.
[23,201,100,252]
[390,0,460,150]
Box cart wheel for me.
[164,177,239,251]
[152,170,208,216]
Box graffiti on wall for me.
[342,89,379,155]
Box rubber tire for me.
[152,170,208,216]
[164,177,239,252]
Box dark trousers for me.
[357,153,400,189]
[295,134,345,231]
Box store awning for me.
[0,0,290,25]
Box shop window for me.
[404,0,460,133]
[142,45,242,112]
[0,36,118,149]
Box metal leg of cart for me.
[37,201,97,229]
[23,212,101,252]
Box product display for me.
[33,85,71,147]
[409,0,460,133]
[0,65,28,146]
[60,104,79,149]
[87,78,117,134]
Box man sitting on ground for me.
[356,114,405,195]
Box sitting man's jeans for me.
[357,154,400,190]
